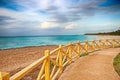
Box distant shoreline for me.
[90,35,120,40]
[85,29,120,36]
[85,34,120,36]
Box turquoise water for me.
[0,35,97,50]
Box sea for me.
[0,35,97,50]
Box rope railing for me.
[0,39,120,80]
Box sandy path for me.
[59,48,120,80]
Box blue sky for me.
[0,0,120,36]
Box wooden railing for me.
[0,39,120,80]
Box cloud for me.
[0,0,120,36]
[0,16,15,25]
[0,7,44,28]
[67,1,104,16]
[40,22,60,29]
[0,16,14,21]
[65,23,77,30]
[1,0,119,25]
[42,0,112,23]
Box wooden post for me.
[106,39,109,48]
[85,40,88,53]
[100,39,105,48]
[112,39,115,48]
[0,72,2,80]
[77,41,81,58]
[92,40,95,50]
[98,40,100,49]
[44,50,50,80]
[0,72,10,80]
[59,45,63,73]
[68,42,72,63]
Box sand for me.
[90,35,120,40]
[0,46,57,75]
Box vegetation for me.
[85,29,120,35]
[80,52,89,57]
[113,53,120,76]
[80,49,100,57]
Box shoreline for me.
[1,35,120,50]
[85,34,120,36]
[85,35,120,40]
[0,45,58,51]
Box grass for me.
[50,61,54,67]
[80,49,100,57]
[113,53,120,76]
[115,46,120,48]
[80,52,89,57]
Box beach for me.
[0,45,57,75]
[96,35,120,40]
[0,35,120,76]
[85,35,120,39]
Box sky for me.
[0,0,120,36]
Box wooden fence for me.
[0,39,120,80]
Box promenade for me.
[59,48,120,80]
